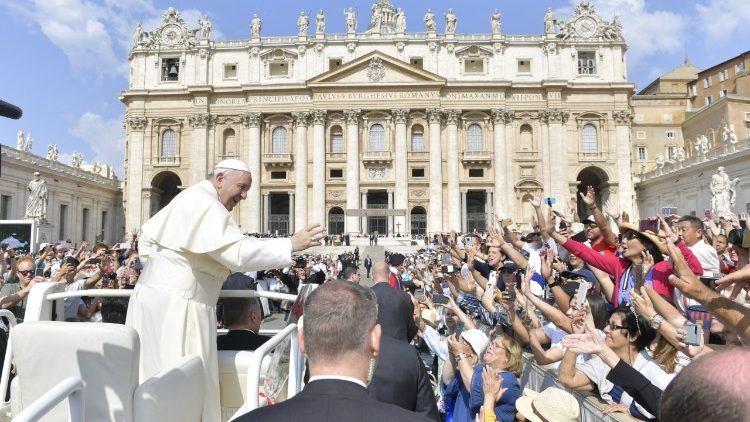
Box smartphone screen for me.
[633,263,645,290]
[487,270,497,292]
[432,294,449,305]
[575,281,588,308]
[683,322,702,346]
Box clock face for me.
[574,16,597,38]
[161,25,180,44]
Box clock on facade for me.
[574,16,597,38]
[161,25,181,45]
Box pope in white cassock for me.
[126,159,326,421]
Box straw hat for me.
[618,222,663,249]
[515,388,580,422]
[421,308,438,329]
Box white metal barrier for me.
[12,283,303,421]
[12,377,84,422]
[0,310,17,407]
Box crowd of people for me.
[3,176,750,421]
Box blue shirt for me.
[442,364,520,422]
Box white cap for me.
[214,159,250,173]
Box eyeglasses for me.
[607,321,629,331]
[17,270,35,277]
[623,231,640,241]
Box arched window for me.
[271,126,288,153]
[223,128,237,157]
[467,124,483,151]
[161,129,177,157]
[330,125,343,153]
[581,124,598,153]
[411,124,425,152]
[328,207,345,235]
[369,123,385,151]
[519,124,533,151]
[410,206,427,235]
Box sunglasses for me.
[607,321,629,331]
[623,231,641,241]
[501,269,515,274]
[18,269,35,276]
[585,223,598,229]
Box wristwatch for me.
[649,314,663,330]
[455,353,468,362]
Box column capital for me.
[311,109,328,125]
[444,109,462,126]
[612,110,633,125]
[291,111,310,127]
[391,108,410,124]
[242,112,262,128]
[539,108,569,124]
[426,108,443,124]
[343,109,361,125]
[490,109,514,125]
[188,113,216,128]
[127,116,148,131]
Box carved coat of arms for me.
[367,57,386,82]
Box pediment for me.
[307,51,445,87]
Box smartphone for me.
[638,219,658,233]
[633,263,645,291]
[455,321,465,337]
[575,281,588,308]
[683,322,702,346]
[486,270,497,293]
[740,212,748,221]
[501,218,513,228]
[559,220,568,230]
[465,237,473,247]
[545,197,556,206]
[699,276,718,290]
[441,253,451,265]
[89,258,101,265]
[704,209,713,220]
[432,294,449,305]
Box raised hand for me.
[528,195,542,209]
[562,331,605,355]
[604,200,620,220]
[579,185,596,207]
[290,224,327,252]
[630,286,656,319]
[482,365,507,403]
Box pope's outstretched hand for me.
[290,224,327,252]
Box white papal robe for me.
[126,180,293,422]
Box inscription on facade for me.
[313,91,440,101]
[211,98,247,105]
[509,93,544,101]
[444,92,505,101]
[194,97,207,105]
[246,95,311,104]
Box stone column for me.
[263,192,270,233]
[461,190,468,233]
[426,108,443,233]
[613,110,634,216]
[445,109,462,231]
[361,190,368,233]
[392,108,409,236]
[288,191,295,234]
[344,109,361,234]
[188,113,214,184]
[541,109,570,204]
[292,111,309,231]
[491,109,513,217]
[387,189,394,235]
[125,117,147,231]
[243,112,262,233]
[485,190,492,227]
[311,110,327,225]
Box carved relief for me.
[311,109,327,125]
[242,112,262,128]
[344,109,361,125]
[368,167,386,179]
[188,113,215,128]
[444,109,462,125]
[490,109,514,125]
[327,190,344,199]
[291,111,310,127]
[426,108,443,124]
[367,57,386,82]
[612,110,633,125]
[539,109,570,124]
[127,117,148,131]
[391,109,410,124]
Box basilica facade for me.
[121,1,635,235]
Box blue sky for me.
[1,0,749,177]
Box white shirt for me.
[63,279,86,320]
[675,239,720,311]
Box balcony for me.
[408,151,429,161]
[326,152,347,162]
[154,156,181,167]
[361,150,392,165]
[461,150,492,165]
[514,151,539,161]
[263,153,293,167]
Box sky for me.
[1,0,749,178]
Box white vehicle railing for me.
[14,283,303,420]
[0,310,17,404]
[12,377,84,422]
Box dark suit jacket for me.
[217,329,270,351]
[371,282,419,342]
[369,335,440,421]
[364,258,373,269]
[235,379,433,422]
